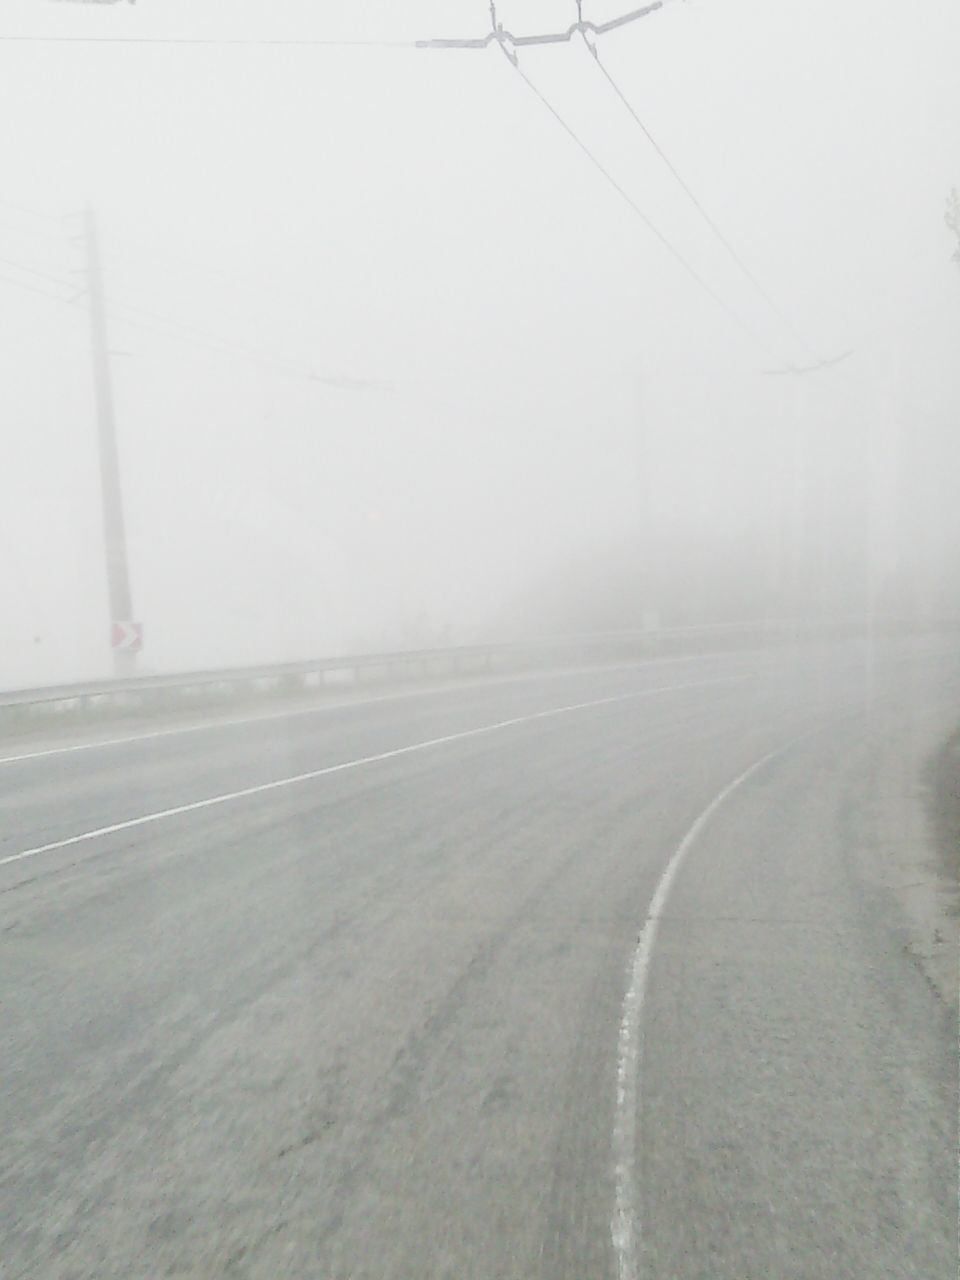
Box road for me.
[1,640,957,1279]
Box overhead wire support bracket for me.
[761,351,854,377]
[414,2,664,52]
[490,1,518,68]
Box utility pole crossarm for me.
[415,2,664,51]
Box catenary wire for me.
[0,245,377,385]
[580,33,821,363]
[507,55,787,363]
[0,5,664,47]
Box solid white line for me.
[0,654,745,767]
[0,682,502,766]
[610,735,802,1280]
[0,678,741,872]
[0,685,468,766]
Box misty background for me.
[1,0,958,687]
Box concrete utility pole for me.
[84,207,138,677]
[634,360,659,633]
[764,351,854,616]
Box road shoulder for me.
[849,700,960,1008]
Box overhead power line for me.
[0,270,75,304]
[578,32,821,362]
[506,56,783,362]
[108,307,317,379]
[762,350,854,376]
[0,31,416,47]
[0,3,664,47]
[0,242,383,385]
[99,231,334,322]
[0,199,63,221]
[411,0,791,362]
[0,0,819,369]
[0,253,77,290]
[0,208,70,252]
[104,293,386,388]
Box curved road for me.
[1,640,957,1278]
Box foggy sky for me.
[1,0,958,685]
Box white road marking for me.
[0,685,471,766]
[0,654,749,767]
[0,678,742,872]
[610,735,802,1280]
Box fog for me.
[1,0,958,686]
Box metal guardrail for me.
[0,621,798,708]
[1,615,953,728]
[0,645,508,708]
[0,635,671,716]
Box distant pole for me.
[763,351,854,618]
[635,361,659,632]
[787,379,810,613]
[84,207,136,677]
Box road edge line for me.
[611,733,804,1280]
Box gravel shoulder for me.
[928,725,960,912]
[851,692,960,1008]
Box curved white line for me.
[0,678,741,872]
[611,735,802,1280]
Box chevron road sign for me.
[111,621,143,653]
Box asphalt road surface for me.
[1,639,957,1279]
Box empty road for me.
[1,639,957,1279]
